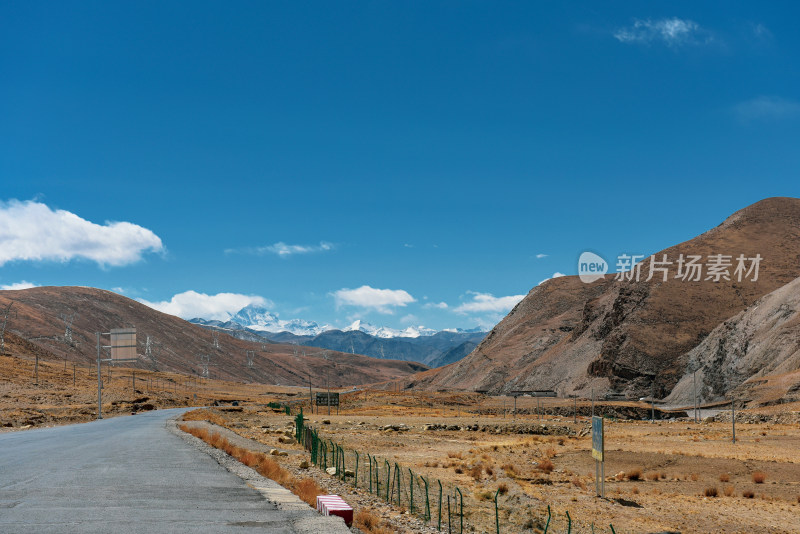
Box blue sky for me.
[1,2,799,331]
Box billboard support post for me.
[592,415,605,498]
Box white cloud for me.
[423,301,449,310]
[0,281,38,290]
[734,96,800,121]
[614,18,712,47]
[454,292,525,314]
[0,199,163,267]
[536,253,548,259]
[332,285,416,314]
[137,290,270,321]
[538,272,566,285]
[227,241,335,258]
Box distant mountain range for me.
[189,305,487,367]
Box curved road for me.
[0,409,348,533]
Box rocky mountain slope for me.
[0,286,427,387]
[665,274,800,407]
[408,197,800,401]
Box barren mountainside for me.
[408,197,800,401]
[0,286,426,387]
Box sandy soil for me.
[181,391,800,534]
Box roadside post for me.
[592,415,605,498]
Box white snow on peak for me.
[229,305,332,336]
[343,320,437,339]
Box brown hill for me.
[0,286,426,387]
[408,197,800,399]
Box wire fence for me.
[294,409,617,533]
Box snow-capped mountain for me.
[229,305,332,336]
[224,305,481,339]
[343,320,438,339]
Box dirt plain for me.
[3,352,800,533]
[181,390,800,534]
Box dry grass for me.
[704,486,718,498]
[690,473,699,482]
[354,509,396,534]
[743,490,755,499]
[469,465,483,481]
[723,485,735,497]
[571,477,587,490]
[627,469,642,481]
[752,471,766,484]
[183,408,228,427]
[537,459,554,474]
[501,463,517,476]
[497,482,509,495]
[719,473,730,483]
[294,478,325,507]
[646,471,660,481]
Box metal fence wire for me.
[297,422,617,533]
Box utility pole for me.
[651,380,655,423]
[693,370,698,423]
[0,302,14,355]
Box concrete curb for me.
[167,416,352,533]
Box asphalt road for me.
[0,409,349,533]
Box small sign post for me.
[592,415,605,498]
[96,328,138,419]
[316,392,340,415]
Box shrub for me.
[454,466,463,474]
[355,509,392,534]
[501,463,517,476]
[690,473,699,482]
[294,478,324,507]
[723,486,735,497]
[627,469,642,481]
[719,474,730,483]
[537,459,554,474]
[743,490,754,498]
[469,465,482,481]
[752,471,766,484]
[631,486,640,495]
[646,472,660,481]
[571,477,586,490]
[497,482,509,495]
[704,486,718,497]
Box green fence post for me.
[454,487,463,534]
[395,463,402,507]
[610,525,616,534]
[340,446,345,480]
[367,454,372,493]
[408,468,414,515]
[354,451,359,488]
[447,495,452,534]
[421,475,430,522]
[566,511,571,534]
[438,480,443,531]
[543,505,551,534]
[385,460,391,501]
[494,488,500,534]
